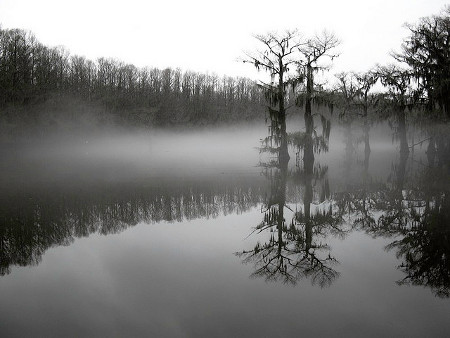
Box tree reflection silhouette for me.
[334,118,381,230]
[383,131,450,298]
[237,110,345,287]
[340,121,450,298]
[0,179,267,276]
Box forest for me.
[0,29,265,136]
[0,7,448,137]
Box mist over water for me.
[1,117,449,337]
[1,124,266,187]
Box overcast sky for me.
[0,0,448,81]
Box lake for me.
[1,119,449,337]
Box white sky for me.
[0,0,448,82]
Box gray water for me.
[1,121,449,337]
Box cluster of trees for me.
[339,6,449,118]
[398,8,450,115]
[0,27,265,128]
[237,7,449,294]
[246,8,449,139]
[239,7,449,196]
[328,7,449,163]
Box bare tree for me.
[295,32,339,173]
[242,30,305,162]
[297,31,340,120]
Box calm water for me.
[1,120,449,337]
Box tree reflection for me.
[383,130,450,297]
[237,109,345,287]
[333,117,379,231]
[0,178,267,276]
[387,190,450,298]
[344,123,450,297]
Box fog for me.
[1,116,449,336]
[1,118,428,191]
[0,124,268,189]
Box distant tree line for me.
[0,27,265,127]
[0,7,448,131]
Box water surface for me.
[1,121,449,337]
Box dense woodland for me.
[0,28,265,135]
[0,7,449,137]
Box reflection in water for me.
[343,120,450,298]
[237,109,346,286]
[0,178,267,276]
[334,118,381,230]
[379,130,450,298]
[1,119,449,299]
